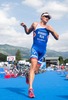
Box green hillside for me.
[0,44,30,59]
[0,44,68,59]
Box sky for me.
[0,0,68,52]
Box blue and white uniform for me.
[30,23,49,64]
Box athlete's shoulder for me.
[32,22,39,29]
[46,25,53,30]
[33,22,38,25]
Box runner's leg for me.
[29,58,37,89]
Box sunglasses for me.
[44,16,50,19]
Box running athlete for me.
[21,12,59,98]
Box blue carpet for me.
[0,71,68,100]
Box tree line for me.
[0,49,22,62]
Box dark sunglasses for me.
[44,16,50,19]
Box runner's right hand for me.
[20,22,26,27]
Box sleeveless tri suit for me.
[30,23,50,64]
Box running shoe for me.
[25,73,29,84]
[28,89,35,98]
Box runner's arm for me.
[21,22,34,34]
[47,25,59,40]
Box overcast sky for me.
[0,0,68,52]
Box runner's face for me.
[41,16,50,23]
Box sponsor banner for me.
[7,56,16,61]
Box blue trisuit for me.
[30,23,50,65]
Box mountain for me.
[0,44,68,59]
[0,44,30,59]
[46,49,68,59]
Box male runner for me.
[21,12,59,98]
